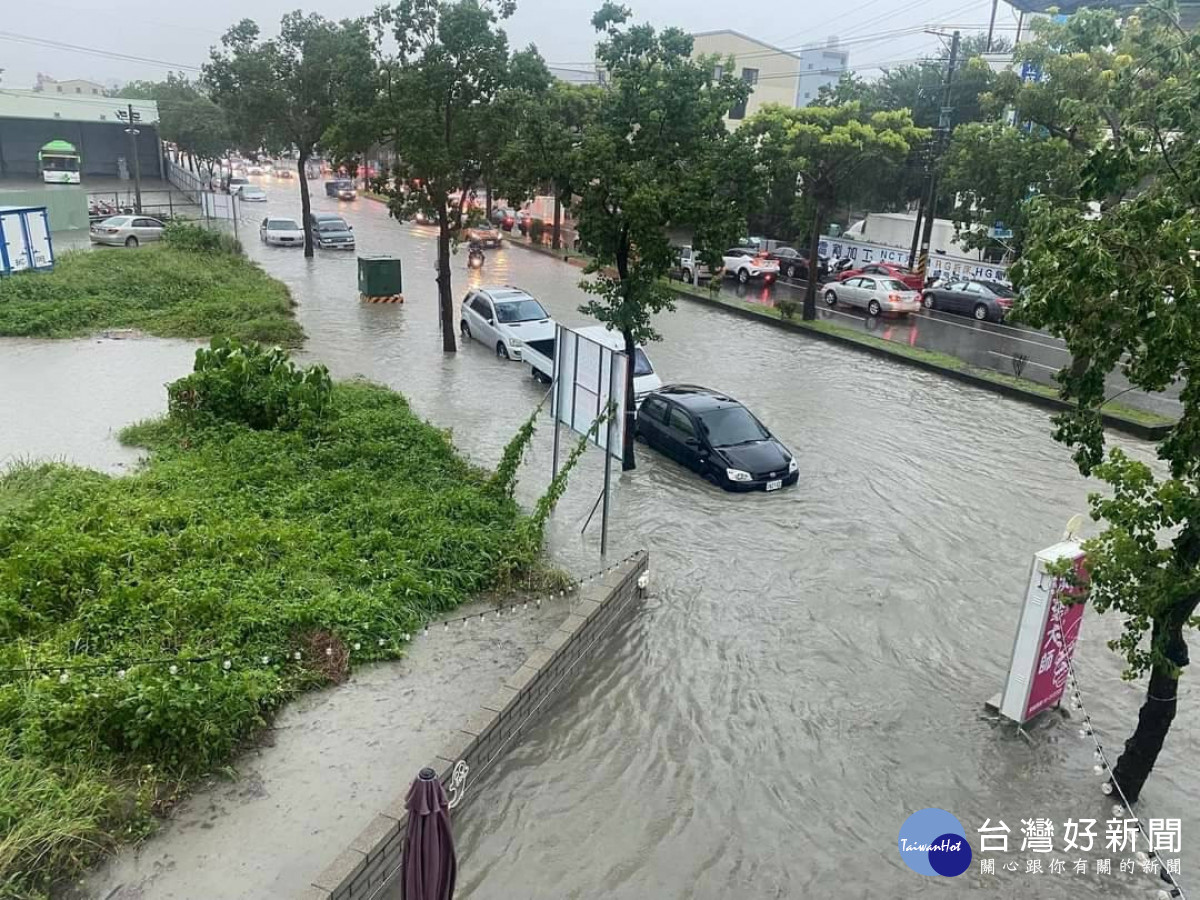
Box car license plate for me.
[766,479,783,492]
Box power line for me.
[0,30,202,72]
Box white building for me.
[796,38,849,106]
[34,75,107,96]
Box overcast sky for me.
[0,0,1025,89]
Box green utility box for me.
[357,255,404,300]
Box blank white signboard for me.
[552,325,628,460]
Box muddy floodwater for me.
[4,179,1195,900]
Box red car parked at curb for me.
[836,261,925,292]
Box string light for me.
[1069,658,1188,899]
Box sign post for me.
[548,324,629,557]
[989,541,1088,725]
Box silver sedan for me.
[88,215,165,248]
[823,275,922,317]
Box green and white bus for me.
[39,140,81,185]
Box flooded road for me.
[236,184,1196,899]
[6,177,1195,898]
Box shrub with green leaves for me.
[0,370,543,897]
[168,339,332,431]
[162,221,244,255]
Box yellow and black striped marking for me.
[361,294,405,304]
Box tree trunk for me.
[298,153,314,259]
[621,327,637,473]
[485,184,493,221]
[615,240,636,472]
[1110,569,1196,803]
[436,205,457,353]
[803,206,823,321]
[552,189,562,251]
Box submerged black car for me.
[636,385,798,492]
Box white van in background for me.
[523,325,662,403]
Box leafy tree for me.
[204,14,376,257]
[573,3,758,470]
[493,80,600,250]
[803,35,999,234]
[114,74,230,180]
[366,0,535,352]
[942,121,1081,251]
[1015,7,1200,803]
[745,103,925,320]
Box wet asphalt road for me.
[5,175,1195,899]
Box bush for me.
[162,221,243,255]
[167,339,332,431]
[0,244,301,346]
[529,218,545,244]
[777,298,799,319]
[0,373,540,897]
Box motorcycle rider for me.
[467,239,485,268]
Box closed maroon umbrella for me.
[402,768,457,900]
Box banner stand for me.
[987,521,1088,727]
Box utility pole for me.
[987,0,999,52]
[119,104,144,215]
[915,30,959,285]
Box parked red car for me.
[836,261,924,292]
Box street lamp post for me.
[117,105,143,215]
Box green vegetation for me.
[0,342,550,898]
[0,227,301,345]
[664,281,1174,430]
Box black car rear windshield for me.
[495,298,548,323]
[698,405,769,447]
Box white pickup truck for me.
[524,325,663,403]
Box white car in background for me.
[459,286,555,360]
[89,215,165,247]
[259,217,305,247]
[722,247,779,284]
[238,185,268,202]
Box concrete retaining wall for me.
[302,551,650,900]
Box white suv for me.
[676,245,723,284]
[460,286,555,360]
[722,248,779,284]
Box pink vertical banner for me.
[1023,556,1087,720]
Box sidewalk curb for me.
[666,286,1173,442]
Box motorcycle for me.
[467,245,485,269]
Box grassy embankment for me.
[0,236,561,897]
[0,226,303,346]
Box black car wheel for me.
[496,342,509,359]
[684,269,694,284]
[922,293,935,310]
[786,264,796,279]
[973,303,989,321]
[738,268,750,284]
[824,289,837,307]
[125,236,139,248]
[460,321,471,339]
[868,299,882,317]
